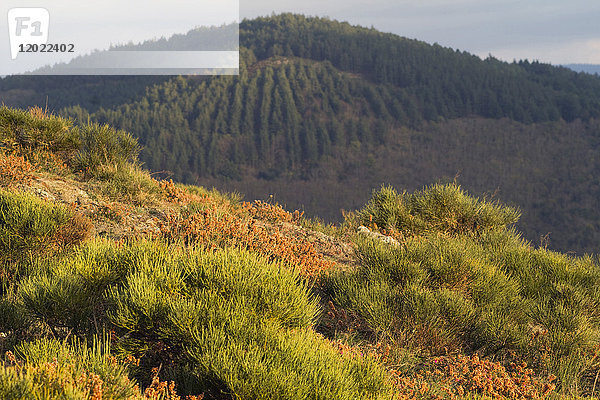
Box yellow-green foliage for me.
[70,123,161,205]
[93,163,161,205]
[0,190,90,272]
[332,185,600,395]
[0,106,139,174]
[0,106,161,204]
[0,338,137,400]
[0,107,79,156]
[357,184,520,237]
[10,240,391,399]
[73,123,140,175]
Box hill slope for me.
[3,14,600,254]
[6,106,600,397]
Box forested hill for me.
[4,14,600,121]
[241,15,600,123]
[2,14,600,254]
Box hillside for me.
[3,14,600,255]
[6,106,600,398]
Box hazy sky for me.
[2,0,598,73]
[242,0,600,65]
[1,0,238,75]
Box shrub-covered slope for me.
[3,106,600,398]
[335,185,600,395]
[0,107,392,399]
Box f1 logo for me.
[7,8,49,60]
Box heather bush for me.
[159,195,333,276]
[0,154,35,188]
[392,354,556,399]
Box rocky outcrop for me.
[357,225,400,246]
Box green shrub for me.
[356,183,520,237]
[67,123,162,204]
[73,123,140,174]
[0,288,29,339]
[0,190,91,274]
[330,235,521,350]
[183,318,389,400]
[14,239,391,399]
[329,227,600,394]
[19,270,95,332]
[93,163,161,205]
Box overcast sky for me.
[242,0,600,65]
[1,0,238,75]
[2,0,598,75]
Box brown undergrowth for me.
[392,354,556,399]
[157,189,333,277]
[0,154,35,188]
[142,367,203,400]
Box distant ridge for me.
[563,64,600,75]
